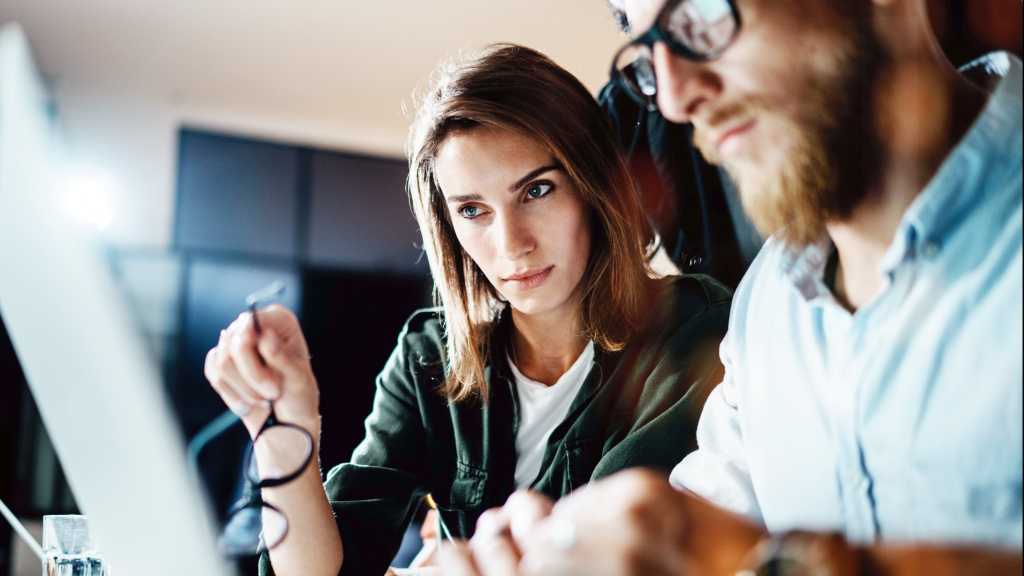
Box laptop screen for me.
[0,23,228,576]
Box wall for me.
[52,79,408,251]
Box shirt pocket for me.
[905,407,1023,539]
[563,432,607,490]
[427,448,487,510]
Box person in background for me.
[204,43,731,576]
[599,0,763,289]
[442,0,1023,574]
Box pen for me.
[424,494,454,545]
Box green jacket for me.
[260,274,731,576]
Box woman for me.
[204,44,731,576]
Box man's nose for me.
[496,212,535,261]
[652,42,722,123]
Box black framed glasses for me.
[610,0,741,111]
[188,280,313,557]
[219,400,314,556]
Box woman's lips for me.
[503,266,554,291]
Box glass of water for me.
[42,515,105,576]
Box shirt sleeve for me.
[669,320,765,526]
[260,314,436,576]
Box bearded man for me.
[440,0,1023,574]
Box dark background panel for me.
[930,0,1023,66]
[0,319,23,576]
[175,131,301,259]
[307,152,426,274]
[176,259,302,433]
[301,269,432,471]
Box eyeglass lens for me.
[245,424,314,483]
[613,0,737,107]
[219,503,288,557]
[664,0,736,54]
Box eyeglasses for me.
[218,400,314,556]
[188,280,313,558]
[610,0,741,112]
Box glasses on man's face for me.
[610,0,741,112]
[188,280,313,557]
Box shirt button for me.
[921,240,941,259]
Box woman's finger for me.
[205,333,272,437]
[207,328,267,406]
[216,350,268,407]
[257,326,313,388]
[228,314,281,400]
[206,357,250,416]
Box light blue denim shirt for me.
[671,53,1023,547]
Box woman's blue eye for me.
[458,205,479,218]
[526,183,553,199]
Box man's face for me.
[624,0,883,247]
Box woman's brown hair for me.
[407,43,654,403]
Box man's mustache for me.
[691,99,771,164]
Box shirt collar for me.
[778,52,1022,299]
[778,233,835,303]
[879,52,1022,275]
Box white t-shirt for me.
[508,341,595,489]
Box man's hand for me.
[440,490,554,576]
[442,469,765,576]
[515,469,699,576]
[444,469,1024,576]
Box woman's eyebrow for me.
[508,164,562,192]
[445,193,484,204]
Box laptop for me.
[0,23,229,575]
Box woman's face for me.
[433,126,592,321]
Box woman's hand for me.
[207,306,343,576]
[204,304,320,441]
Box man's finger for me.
[471,531,522,576]
[505,490,554,544]
[520,547,594,576]
[439,541,482,576]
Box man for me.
[441,0,1023,574]
[598,0,765,290]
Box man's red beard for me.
[692,19,883,249]
[693,99,836,248]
